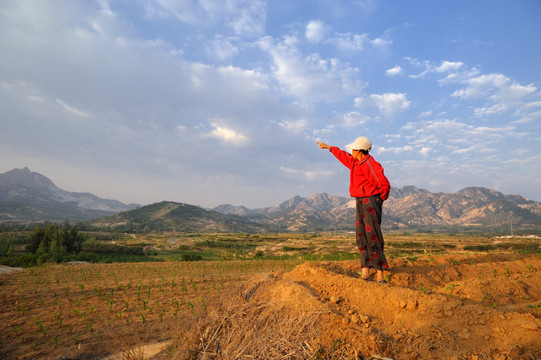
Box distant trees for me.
[27,222,85,263]
[1,222,156,267]
[0,240,13,257]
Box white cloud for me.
[215,65,268,90]
[451,73,536,100]
[379,115,541,199]
[435,61,464,73]
[280,166,333,180]
[451,144,496,155]
[370,36,392,47]
[358,93,411,117]
[386,65,402,76]
[407,58,467,79]
[341,111,370,128]
[378,145,413,154]
[333,30,391,51]
[419,110,432,118]
[495,82,537,101]
[56,99,90,117]
[473,103,509,118]
[206,35,240,61]
[279,118,309,133]
[335,33,369,51]
[313,126,336,138]
[513,101,541,124]
[513,109,541,124]
[403,59,541,124]
[229,0,266,37]
[450,73,538,119]
[399,119,520,153]
[451,73,506,99]
[305,22,391,52]
[352,0,377,12]
[27,95,46,103]
[258,36,362,102]
[210,122,248,145]
[305,20,330,43]
[150,0,266,37]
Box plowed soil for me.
[178,253,541,359]
[1,253,540,359]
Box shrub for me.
[0,253,38,267]
[181,253,203,261]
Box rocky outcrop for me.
[215,187,541,232]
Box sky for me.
[1,0,541,209]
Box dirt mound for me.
[175,253,541,359]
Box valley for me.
[1,232,540,359]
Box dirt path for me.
[176,253,541,359]
[0,265,23,275]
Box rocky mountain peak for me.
[267,195,305,214]
[212,186,541,232]
[0,168,139,222]
[390,185,430,198]
[305,193,349,211]
[456,187,505,201]
[213,204,252,216]
[0,167,57,190]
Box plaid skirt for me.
[356,195,389,270]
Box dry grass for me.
[171,274,322,360]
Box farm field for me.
[0,233,540,359]
[0,258,303,359]
[73,231,541,262]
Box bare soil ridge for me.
[178,253,541,359]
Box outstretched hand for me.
[316,141,331,150]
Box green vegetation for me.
[1,222,84,266]
[82,201,268,233]
[0,223,154,267]
[1,227,540,268]
[180,253,203,261]
[464,241,540,253]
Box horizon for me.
[2,166,539,209]
[1,1,540,208]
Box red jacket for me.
[330,147,391,201]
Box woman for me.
[317,137,391,283]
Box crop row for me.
[0,259,302,359]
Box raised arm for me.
[316,141,331,150]
[316,142,354,169]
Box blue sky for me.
[1,0,540,208]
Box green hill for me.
[86,201,269,233]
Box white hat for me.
[345,136,372,151]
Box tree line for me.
[27,222,85,264]
[0,222,153,267]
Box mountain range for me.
[0,167,138,223]
[1,168,540,232]
[213,186,541,232]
